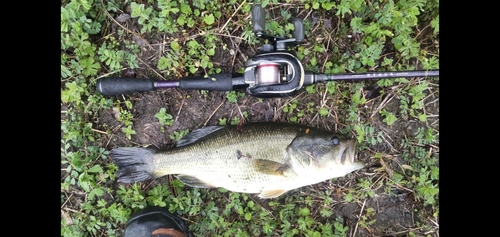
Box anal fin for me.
[175,175,215,188]
[258,190,288,199]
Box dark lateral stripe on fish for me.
[110,147,157,183]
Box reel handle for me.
[252,4,266,36]
[289,17,304,43]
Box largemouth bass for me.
[110,122,364,198]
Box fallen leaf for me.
[400,164,414,171]
[121,68,136,77]
[380,158,393,178]
[115,14,131,23]
[61,210,74,225]
[323,18,332,30]
[132,35,148,47]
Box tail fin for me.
[110,147,157,183]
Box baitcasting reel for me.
[96,4,439,98]
[242,4,306,97]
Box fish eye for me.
[330,136,339,145]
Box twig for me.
[228,30,248,69]
[211,32,245,40]
[105,133,114,148]
[63,207,83,215]
[321,54,329,73]
[430,118,439,127]
[379,132,396,152]
[303,9,313,23]
[310,85,329,122]
[414,23,432,39]
[174,94,186,122]
[379,157,393,178]
[100,0,135,36]
[159,34,165,60]
[384,176,414,192]
[91,128,108,135]
[425,98,439,107]
[220,0,246,33]
[179,216,197,224]
[381,227,425,236]
[150,31,245,49]
[203,101,225,126]
[275,91,305,113]
[422,86,438,101]
[61,193,74,209]
[99,0,153,50]
[228,31,244,71]
[94,68,128,82]
[353,199,366,237]
[429,216,439,228]
[135,54,167,81]
[171,27,222,44]
[370,92,395,119]
[331,109,344,129]
[236,103,245,119]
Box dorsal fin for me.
[176,126,225,147]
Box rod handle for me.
[179,73,244,91]
[96,77,156,96]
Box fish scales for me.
[151,123,302,192]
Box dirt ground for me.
[92,10,439,237]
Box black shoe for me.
[123,206,194,237]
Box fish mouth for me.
[337,139,356,165]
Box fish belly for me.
[151,133,298,193]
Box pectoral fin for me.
[175,175,216,188]
[253,159,290,176]
[258,189,288,199]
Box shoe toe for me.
[123,207,193,237]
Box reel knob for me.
[251,4,266,36]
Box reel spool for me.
[255,62,281,85]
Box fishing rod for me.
[96,4,439,98]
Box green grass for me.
[61,0,439,236]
